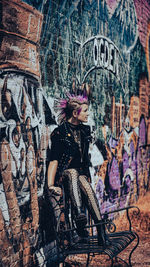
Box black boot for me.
[97,224,106,246]
[75,213,89,239]
[97,220,111,247]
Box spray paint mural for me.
[0,0,149,265]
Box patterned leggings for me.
[62,168,102,223]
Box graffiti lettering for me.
[93,38,119,76]
[77,35,127,88]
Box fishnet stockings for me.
[62,168,101,222]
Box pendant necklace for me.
[68,124,83,162]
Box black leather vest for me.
[50,122,91,181]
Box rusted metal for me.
[0,0,43,77]
[0,0,43,43]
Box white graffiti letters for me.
[93,37,119,75]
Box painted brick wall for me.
[0,0,149,266]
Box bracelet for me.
[48,185,54,188]
[48,185,61,196]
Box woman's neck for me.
[67,117,80,125]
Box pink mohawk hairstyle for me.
[54,93,88,124]
[67,93,88,104]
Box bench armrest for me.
[101,206,140,231]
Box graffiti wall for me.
[0,0,149,266]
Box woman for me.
[47,94,106,245]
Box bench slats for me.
[63,230,136,261]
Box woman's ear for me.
[72,110,78,118]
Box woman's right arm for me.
[47,160,58,188]
[47,129,62,195]
[47,160,61,195]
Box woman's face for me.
[77,104,89,123]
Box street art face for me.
[0,73,55,203]
[0,0,150,266]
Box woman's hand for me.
[48,185,62,196]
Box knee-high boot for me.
[75,212,89,238]
[97,220,110,247]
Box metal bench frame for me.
[55,200,140,267]
[46,187,140,267]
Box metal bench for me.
[46,188,140,267]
